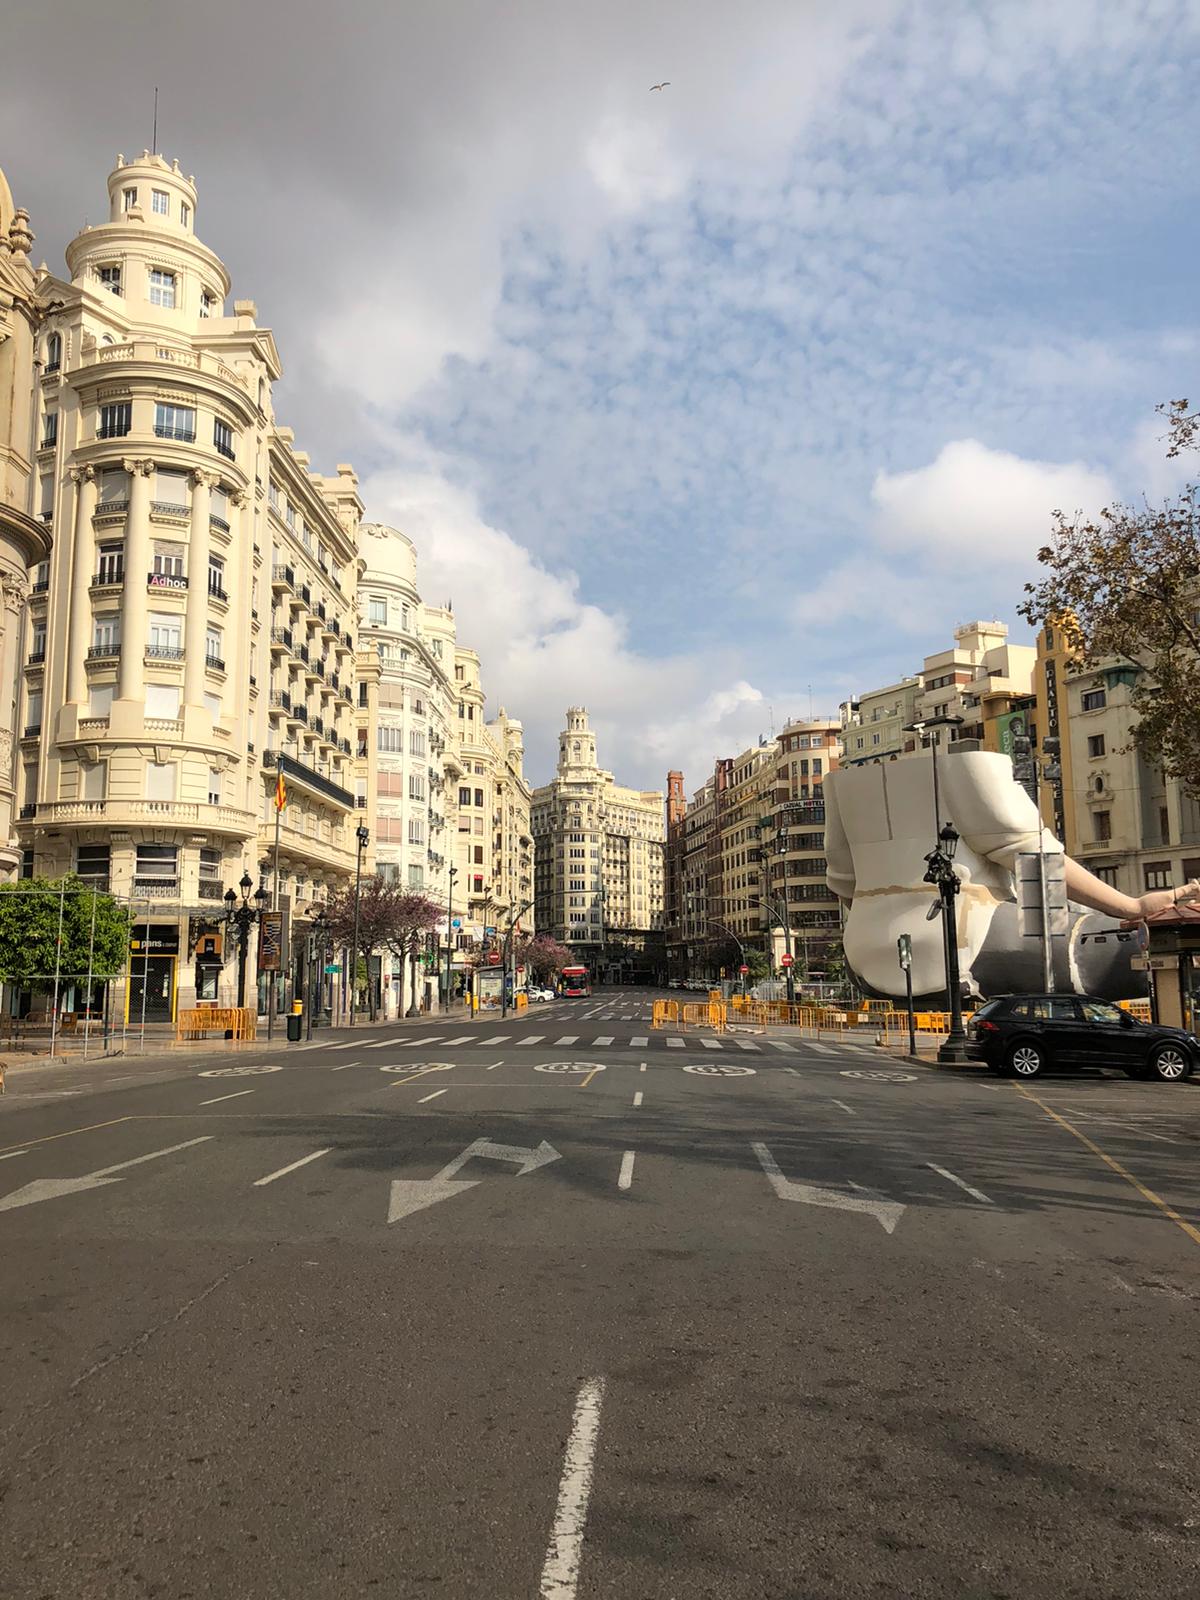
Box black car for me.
[966,994,1199,1082]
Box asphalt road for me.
[2,988,1200,1599]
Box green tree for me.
[0,877,131,989]
[513,933,571,983]
[1020,405,1200,793]
[742,949,772,983]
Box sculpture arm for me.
[822,776,855,904]
[1064,857,1200,923]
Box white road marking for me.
[394,1037,444,1047]
[0,1150,29,1161]
[639,1062,647,1072]
[252,1148,332,1187]
[752,1141,904,1234]
[199,1089,256,1105]
[809,1042,833,1056]
[767,1040,798,1053]
[554,1036,579,1046]
[418,1089,448,1104]
[330,1061,361,1071]
[927,1162,993,1204]
[618,1151,635,1191]
[198,1064,282,1078]
[683,1063,755,1077]
[666,1037,684,1049]
[633,1091,643,1107]
[442,1035,475,1045]
[630,1036,648,1047]
[699,1038,722,1050]
[487,1060,504,1070]
[539,1376,606,1600]
[0,1136,213,1214]
[831,1099,856,1115]
[327,1041,358,1050]
[594,1036,614,1046]
[524,1035,545,1046]
[735,1040,761,1052]
[485,1036,511,1044]
[783,1065,801,1076]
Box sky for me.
[4,0,1200,793]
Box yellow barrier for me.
[177,1006,257,1042]
[652,998,727,1032]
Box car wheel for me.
[1007,1041,1045,1079]
[1148,1044,1192,1083]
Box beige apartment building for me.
[0,164,52,879]
[532,708,664,977]
[23,151,363,1023]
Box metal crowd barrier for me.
[177,1006,257,1042]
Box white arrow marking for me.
[387,1137,561,1223]
[0,1136,213,1214]
[751,1141,904,1235]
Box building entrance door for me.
[128,957,175,1023]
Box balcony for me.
[271,565,295,591]
[264,749,354,812]
[208,584,229,604]
[87,642,120,661]
[296,643,310,665]
[270,627,292,652]
[292,706,309,726]
[91,573,124,592]
[269,692,291,714]
[19,803,35,819]
[31,579,49,595]
[300,584,312,607]
[154,423,196,443]
[27,649,45,666]
[22,723,41,739]
[312,716,325,738]
[205,654,226,673]
[356,795,368,809]
[198,880,225,902]
[339,737,351,755]
[146,644,184,661]
[133,876,180,896]
[210,513,231,533]
[151,501,190,520]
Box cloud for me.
[870,439,1116,566]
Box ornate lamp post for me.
[923,821,970,1063]
[501,898,535,1020]
[349,822,369,1027]
[442,864,459,1013]
[223,871,268,1010]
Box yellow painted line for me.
[387,1065,453,1090]
[0,1116,133,1157]
[1018,1086,1200,1250]
[578,1066,604,1089]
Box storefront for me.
[1139,903,1200,1030]
[127,922,181,1024]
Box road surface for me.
[2,988,1198,1598]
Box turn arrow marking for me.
[751,1141,905,1235]
[387,1136,561,1223]
[0,1137,213,1214]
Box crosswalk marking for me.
[443,1035,475,1045]
[734,1040,761,1052]
[328,1041,358,1051]
[594,1036,614,1046]
[486,1035,511,1044]
[630,1036,648,1047]
[808,1042,833,1055]
[523,1035,544,1046]
[767,1040,798,1053]
[699,1038,722,1051]
[555,1036,579,1046]
[365,1039,394,1049]
[395,1036,443,1047]
[666,1037,684,1049]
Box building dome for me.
[106,152,198,229]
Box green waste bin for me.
[286,1013,302,1042]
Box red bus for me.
[561,965,591,998]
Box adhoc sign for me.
[257,911,284,973]
[147,573,188,592]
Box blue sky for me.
[5,0,1200,789]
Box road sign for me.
[487,951,501,965]
[484,926,497,936]
[780,954,794,967]
[324,963,340,975]
[739,964,749,975]
[451,918,461,929]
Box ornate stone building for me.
[0,165,52,878]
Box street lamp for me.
[349,822,369,1027]
[223,872,268,1010]
[923,821,970,1062]
[442,864,459,1014]
[758,895,796,1004]
[306,904,329,1041]
[708,919,747,993]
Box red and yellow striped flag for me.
[274,771,287,811]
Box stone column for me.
[183,470,216,710]
[0,573,28,871]
[65,465,98,704]
[117,459,154,702]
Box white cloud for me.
[870,439,1116,566]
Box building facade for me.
[23,152,364,1022]
[0,165,52,879]
[532,708,664,978]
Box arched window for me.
[45,332,62,373]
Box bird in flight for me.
[650,82,670,91]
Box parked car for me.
[527,987,555,1002]
[966,994,1198,1081]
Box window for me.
[1080,1000,1124,1025]
[213,418,234,459]
[24,689,42,732]
[208,768,222,806]
[200,290,215,318]
[96,543,123,584]
[1093,810,1111,843]
[208,555,225,597]
[155,402,194,441]
[368,597,387,626]
[377,726,404,753]
[1081,688,1106,712]
[1092,865,1119,887]
[99,466,129,504]
[98,402,131,439]
[41,412,57,449]
[812,759,822,776]
[122,187,137,210]
[151,189,169,215]
[409,773,425,800]
[1143,862,1172,891]
[148,268,177,308]
[148,613,182,653]
[285,501,295,527]
[458,786,472,806]
[145,763,176,802]
[180,202,191,229]
[45,332,62,372]
[408,864,424,889]
[472,875,484,894]
[152,542,186,577]
[474,788,484,808]
[98,264,122,296]
[145,683,180,719]
[1087,734,1106,759]
[268,481,279,509]
[204,692,221,719]
[135,843,177,878]
[205,626,223,665]
[410,729,425,756]
[92,614,120,652]
[358,682,368,707]
[76,844,110,881]
[408,818,424,845]
[1160,806,1171,844]
[81,761,107,803]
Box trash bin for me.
[286,1013,302,1042]
[292,999,304,1016]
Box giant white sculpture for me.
[823,750,1197,1003]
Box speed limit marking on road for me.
[535,1062,606,1074]
[378,1062,455,1074]
[198,1064,284,1078]
[682,1064,757,1077]
[839,1069,918,1082]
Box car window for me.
[1007,1001,1030,1020]
[975,999,1004,1019]
[1031,998,1079,1021]
[1080,1000,1124,1025]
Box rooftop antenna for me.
[152,86,159,154]
[767,703,775,738]
[808,684,814,721]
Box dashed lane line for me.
[831,1099,856,1115]
[618,1151,635,1191]
[633,1091,643,1107]
[252,1148,332,1188]
[199,1089,256,1105]
[927,1162,993,1204]
[418,1089,448,1104]
[539,1377,606,1600]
